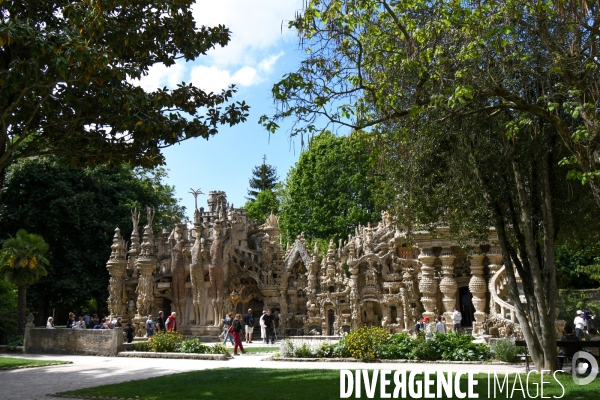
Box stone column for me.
[469,251,487,335]
[438,247,457,329]
[106,228,127,317]
[135,208,157,335]
[418,248,437,321]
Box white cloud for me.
[136,63,186,92]
[190,53,284,93]
[192,1,302,67]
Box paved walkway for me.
[1,344,528,400]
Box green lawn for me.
[58,368,599,399]
[0,356,70,369]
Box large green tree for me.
[0,0,249,190]
[264,0,600,371]
[0,158,186,323]
[262,0,600,208]
[0,229,49,334]
[280,131,380,242]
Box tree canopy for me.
[262,0,600,208]
[247,156,279,201]
[0,158,186,320]
[280,131,380,242]
[0,0,249,187]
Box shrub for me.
[332,339,351,358]
[294,342,313,358]
[345,326,390,361]
[7,335,23,347]
[133,341,149,352]
[316,341,336,358]
[374,333,414,359]
[177,338,210,354]
[409,333,490,361]
[208,343,229,355]
[279,339,294,357]
[147,331,183,352]
[490,338,519,362]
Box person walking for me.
[575,310,585,338]
[262,309,275,344]
[244,308,254,344]
[222,312,235,346]
[146,315,155,337]
[156,311,166,332]
[259,310,267,343]
[232,314,247,356]
[435,316,447,334]
[166,312,177,332]
[46,317,55,329]
[452,307,462,333]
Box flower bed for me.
[278,326,491,362]
[132,332,228,355]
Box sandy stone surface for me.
[1,350,527,400]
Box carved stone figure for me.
[209,221,225,326]
[170,233,188,321]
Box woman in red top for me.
[166,312,177,331]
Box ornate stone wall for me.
[106,190,526,338]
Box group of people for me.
[221,308,276,356]
[414,307,463,339]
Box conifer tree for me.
[247,156,279,201]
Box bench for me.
[515,340,600,372]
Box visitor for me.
[259,310,267,343]
[583,307,594,331]
[435,316,447,334]
[452,307,462,333]
[124,323,135,343]
[114,317,123,328]
[72,316,86,329]
[146,315,155,337]
[165,312,177,332]
[66,312,75,328]
[558,325,580,370]
[244,308,254,344]
[83,313,91,327]
[575,310,585,338]
[424,316,434,341]
[262,309,275,344]
[156,311,166,332]
[414,316,424,333]
[106,319,114,329]
[100,317,109,329]
[92,313,99,327]
[46,317,55,329]
[232,314,247,356]
[222,312,235,346]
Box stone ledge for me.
[117,351,229,360]
[271,357,521,365]
[0,345,24,353]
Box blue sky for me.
[135,1,306,216]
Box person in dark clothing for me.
[66,312,75,328]
[414,317,424,333]
[262,309,275,344]
[558,325,580,370]
[156,311,166,332]
[124,323,134,343]
[232,314,247,355]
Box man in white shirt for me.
[574,310,585,338]
[259,310,267,343]
[452,307,462,333]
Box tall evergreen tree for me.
[247,155,279,201]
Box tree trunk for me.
[17,284,27,335]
